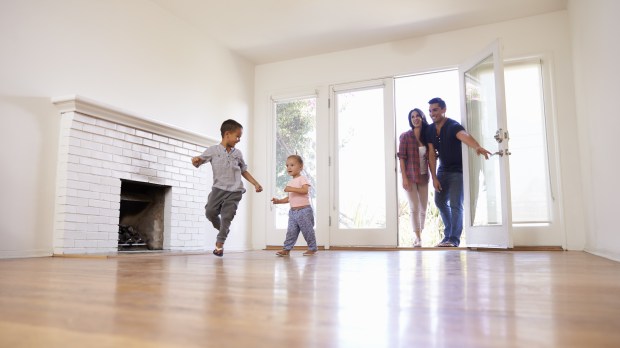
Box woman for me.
[397,108,430,247]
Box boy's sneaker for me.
[302,250,317,256]
[212,243,224,257]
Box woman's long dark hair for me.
[407,108,429,145]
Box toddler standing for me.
[271,155,317,256]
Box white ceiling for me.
[149,0,567,64]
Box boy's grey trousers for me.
[205,187,243,244]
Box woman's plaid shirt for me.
[397,129,429,184]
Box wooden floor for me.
[1,250,620,348]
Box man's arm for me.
[456,130,492,159]
[427,142,441,192]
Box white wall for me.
[253,11,585,250]
[0,0,255,258]
[569,0,620,261]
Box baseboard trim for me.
[0,249,53,259]
[584,249,620,262]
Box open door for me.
[459,40,513,248]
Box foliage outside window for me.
[274,98,317,229]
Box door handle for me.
[494,128,503,143]
[490,149,512,157]
[494,128,510,143]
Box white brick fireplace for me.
[52,95,217,254]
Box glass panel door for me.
[330,79,397,246]
[465,55,502,226]
[266,96,317,246]
[459,40,512,248]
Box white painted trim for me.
[270,89,318,102]
[585,249,620,263]
[0,249,53,259]
[51,95,218,147]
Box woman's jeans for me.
[434,171,464,246]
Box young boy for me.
[191,119,263,257]
[271,155,318,256]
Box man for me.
[426,97,491,247]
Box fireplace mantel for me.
[51,95,215,254]
[52,95,217,147]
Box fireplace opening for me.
[118,180,170,251]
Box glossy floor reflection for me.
[1,250,619,347]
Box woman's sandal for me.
[213,246,224,257]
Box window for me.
[273,97,317,229]
[504,59,552,223]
